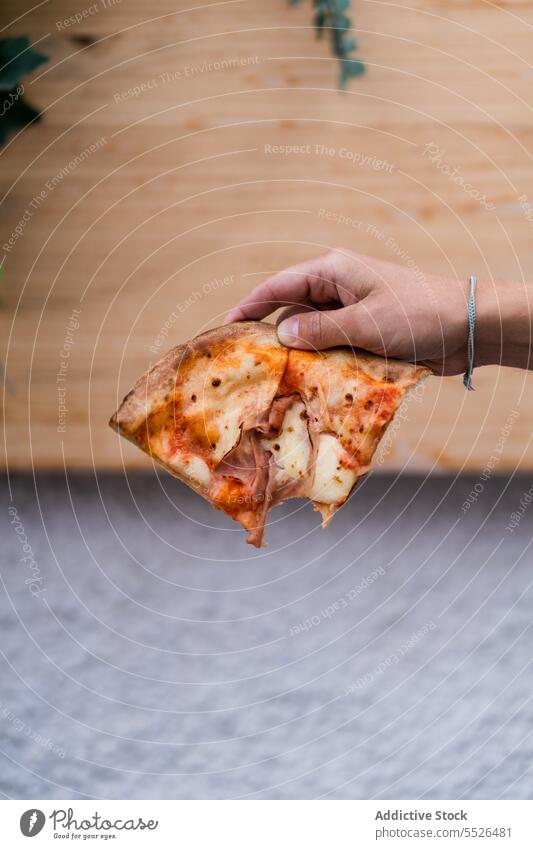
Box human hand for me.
[225,250,474,375]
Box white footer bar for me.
[2,800,531,847]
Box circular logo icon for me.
[20,809,46,837]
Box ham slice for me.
[214,428,271,546]
[214,394,314,545]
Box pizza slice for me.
[110,321,430,546]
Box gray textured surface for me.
[2,471,533,800]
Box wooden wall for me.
[2,0,533,472]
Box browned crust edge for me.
[321,346,432,388]
[109,321,282,436]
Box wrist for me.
[475,278,533,369]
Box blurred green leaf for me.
[314,11,326,35]
[0,37,47,91]
[0,36,47,145]
[0,91,40,145]
[289,0,364,86]
[340,56,365,87]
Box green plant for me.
[0,36,48,145]
[289,0,364,86]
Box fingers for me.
[275,301,341,326]
[224,255,336,324]
[277,305,363,350]
[275,303,316,325]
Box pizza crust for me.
[110,322,430,546]
[109,322,283,435]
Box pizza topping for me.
[307,433,359,505]
[261,397,312,488]
[170,453,212,489]
[110,322,430,547]
[266,393,299,433]
[178,344,287,464]
[212,429,272,546]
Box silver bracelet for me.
[463,275,477,391]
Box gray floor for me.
[2,470,533,800]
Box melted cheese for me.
[150,429,212,487]
[181,349,286,462]
[261,400,311,483]
[172,454,212,488]
[308,434,358,504]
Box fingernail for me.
[277,316,299,345]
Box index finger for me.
[225,255,334,323]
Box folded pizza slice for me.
[110,321,430,546]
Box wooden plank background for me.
[2,0,533,472]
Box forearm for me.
[476,279,533,370]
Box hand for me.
[225,250,474,375]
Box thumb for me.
[277,306,361,350]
